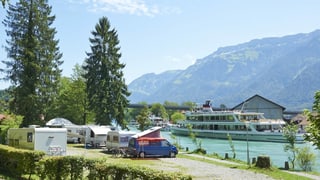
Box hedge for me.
[0,145,192,180]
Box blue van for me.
[127,137,178,158]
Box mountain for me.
[128,30,320,110]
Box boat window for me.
[227,115,234,121]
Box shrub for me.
[296,146,316,172]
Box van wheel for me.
[170,151,176,158]
[139,152,145,158]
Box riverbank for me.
[66,145,320,180]
[160,131,320,172]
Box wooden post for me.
[284,161,289,170]
[252,157,256,164]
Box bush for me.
[0,145,45,179]
[0,145,192,179]
[296,146,316,172]
[193,148,206,154]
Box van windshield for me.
[161,140,170,147]
[128,138,135,147]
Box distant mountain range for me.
[128,30,320,111]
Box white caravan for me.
[7,126,67,156]
[105,130,136,150]
[84,125,113,148]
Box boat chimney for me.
[203,100,213,112]
[204,100,211,107]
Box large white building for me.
[232,94,285,119]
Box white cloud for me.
[164,54,196,70]
[68,0,180,17]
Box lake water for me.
[161,131,320,172]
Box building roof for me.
[232,94,286,110]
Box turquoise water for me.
[161,131,320,172]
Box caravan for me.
[105,130,136,150]
[84,126,113,148]
[7,126,67,156]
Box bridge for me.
[127,104,190,110]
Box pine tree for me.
[83,17,130,128]
[2,0,62,127]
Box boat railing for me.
[188,110,235,115]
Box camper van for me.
[127,137,178,158]
[105,130,136,150]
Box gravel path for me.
[153,155,274,180]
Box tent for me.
[46,118,75,127]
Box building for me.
[232,94,285,119]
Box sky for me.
[1,0,320,89]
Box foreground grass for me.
[180,153,316,180]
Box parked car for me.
[127,137,178,158]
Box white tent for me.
[46,118,75,126]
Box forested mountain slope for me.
[129,30,320,110]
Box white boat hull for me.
[171,127,305,143]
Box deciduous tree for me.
[283,123,299,169]
[150,103,168,119]
[47,65,93,125]
[170,112,185,124]
[304,91,320,149]
[136,105,150,131]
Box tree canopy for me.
[2,0,62,127]
[304,91,320,149]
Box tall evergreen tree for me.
[83,17,130,128]
[2,0,62,127]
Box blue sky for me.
[1,0,320,89]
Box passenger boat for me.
[171,100,305,143]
